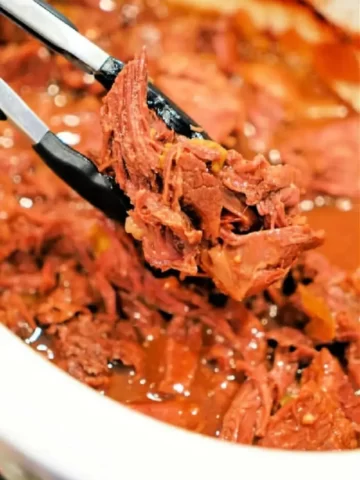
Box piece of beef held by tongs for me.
[99,50,324,300]
[0,0,324,301]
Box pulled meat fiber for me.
[99,50,323,301]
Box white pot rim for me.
[0,325,358,480]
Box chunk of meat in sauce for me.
[202,225,322,300]
[54,314,145,389]
[220,365,273,443]
[219,380,262,444]
[260,381,358,450]
[303,348,360,429]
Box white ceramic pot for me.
[0,325,359,480]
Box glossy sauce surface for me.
[108,336,238,435]
[306,201,360,271]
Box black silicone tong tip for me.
[33,131,131,223]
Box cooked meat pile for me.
[0,0,359,452]
[99,50,322,300]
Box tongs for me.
[0,0,210,223]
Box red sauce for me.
[307,200,360,271]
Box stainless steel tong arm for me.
[0,0,109,72]
[0,78,48,143]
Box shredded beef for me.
[219,379,263,444]
[219,364,272,443]
[55,313,145,389]
[302,348,360,430]
[99,50,323,301]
